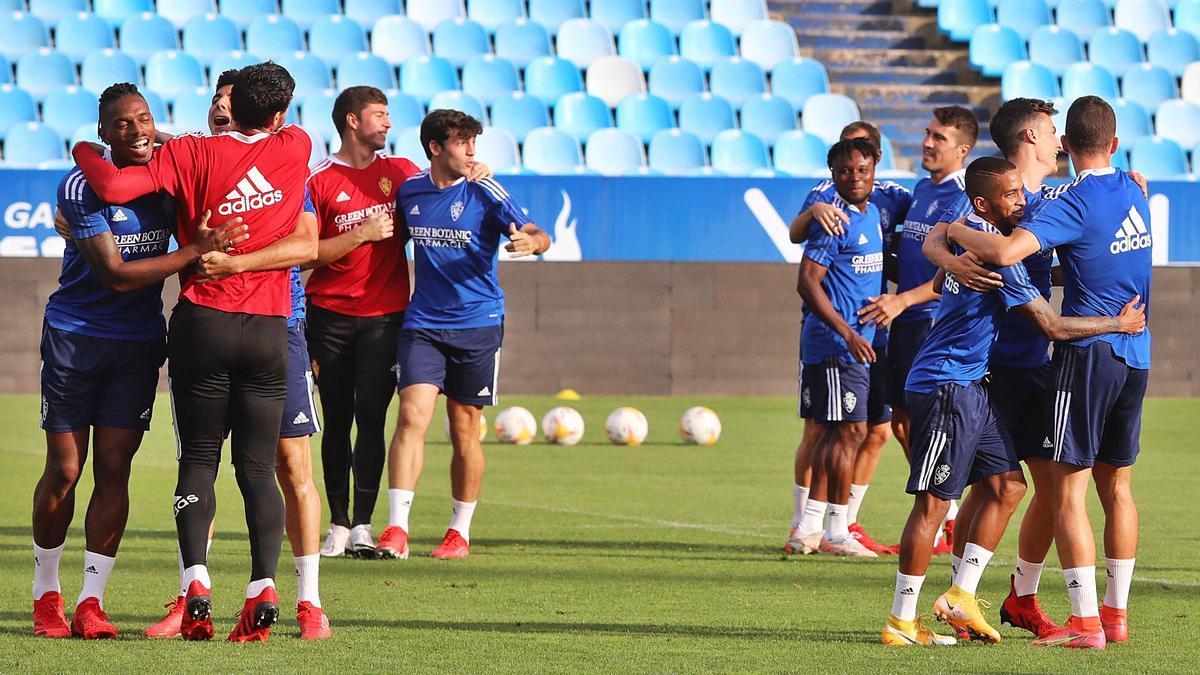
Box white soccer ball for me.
[680,406,721,445]
[541,406,586,445]
[443,414,488,442]
[605,407,648,446]
[494,406,537,444]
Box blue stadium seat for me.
[81,48,141,94]
[337,52,396,89]
[29,0,88,29]
[995,0,1050,41]
[1056,0,1110,41]
[490,91,549,142]
[371,16,430,66]
[679,20,737,71]
[772,129,828,176]
[678,92,736,145]
[969,24,1026,78]
[522,126,583,173]
[1178,0,1200,40]
[182,14,243,67]
[1001,61,1060,99]
[879,134,898,171]
[650,0,706,36]
[16,48,75,100]
[71,121,101,147]
[310,16,368,66]
[556,18,615,69]
[42,85,96,138]
[282,0,339,31]
[462,54,520,105]
[618,19,676,70]
[278,52,334,99]
[0,11,49,63]
[553,92,612,142]
[391,125,429,168]
[433,17,490,68]
[139,87,169,122]
[246,15,305,62]
[1146,29,1199,77]
[710,0,767,37]
[385,89,425,133]
[468,0,524,33]
[648,128,705,174]
[171,85,215,133]
[157,0,214,30]
[591,0,646,35]
[803,93,860,144]
[1088,27,1143,77]
[305,125,328,166]
[119,13,179,66]
[428,90,488,122]
[1122,63,1178,111]
[938,0,993,42]
[524,56,584,106]
[210,50,258,76]
[1155,99,1200,148]
[739,19,800,71]
[219,0,276,31]
[528,0,584,36]
[770,57,829,111]
[408,0,465,32]
[615,92,673,143]
[299,88,337,140]
[145,51,205,102]
[0,84,38,139]
[1113,0,1170,43]
[3,122,64,166]
[740,93,796,146]
[495,18,552,68]
[1028,25,1083,77]
[94,0,154,29]
[0,0,25,8]
[586,55,646,108]
[1113,97,1153,145]
[709,57,765,108]
[474,126,521,172]
[345,0,401,31]
[1061,62,1119,101]
[0,55,8,85]
[1129,135,1188,178]
[710,128,769,175]
[55,12,116,65]
[585,127,645,175]
[648,55,706,109]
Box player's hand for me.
[194,210,248,255]
[1126,170,1149,198]
[810,201,849,237]
[857,294,907,328]
[946,251,1003,292]
[844,331,877,364]
[465,162,493,181]
[505,222,536,258]
[355,211,394,242]
[1116,295,1147,334]
[53,208,73,241]
[194,250,244,282]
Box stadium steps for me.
[772,0,899,15]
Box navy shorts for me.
[887,317,934,408]
[799,357,870,423]
[868,333,893,425]
[1037,341,1149,468]
[989,364,1051,460]
[40,324,165,432]
[396,324,503,407]
[905,382,1021,500]
[281,321,320,438]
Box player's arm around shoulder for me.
[923,218,1004,291]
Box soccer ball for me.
[443,414,487,442]
[680,406,721,445]
[494,406,537,444]
[605,407,648,446]
[542,406,585,445]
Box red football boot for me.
[1032,615,1106,649]
[1100,604,1129,643]
[999,575,1059,638]
[180,580,214,641]
[33,591,70,638]
[227,586,280,643]
[144,595,185,638]
[71,597,118,639]
[848,522,897,555]
[430,529,470,559]
[376,525,410,560]
[297,601,332,640]
[931,519,955,555]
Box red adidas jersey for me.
[304,153,420,316]
[72,126,312,317]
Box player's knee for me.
[996,475,1028,508]
[41,459,83,495]
[837,422,868,446]
[92,453,133,487]
[865,424,891,448]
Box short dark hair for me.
[98,82,143,123]
[230,61,295,130]
[215,68,240,92]
[1065,95,1116,156]
[419,109,483,160]
[827,136,880,168]
[333,85,389,136]
[840,121,882,153]
[965,156,1018,201]
[990,98,1058,158]
[933,105,980,148]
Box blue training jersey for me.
[288,266,304,327]
[800,195,884,364]
[906,214,1041,394]
[896,169,969,322]
[398,172,530,329]
[1021,168,1152,369]
[991,187,1055,369]
[46,166,175,340]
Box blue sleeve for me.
[58,172,110,240]
[303,187,316,214]
[477,178,531,238]
[935,192,971,224]
[878,182,913,227]
[799,182,829,213]
[803,227,840,267]
[1021,191,1085,252]
[995,260,1040,309]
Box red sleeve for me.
[70,136,198,202]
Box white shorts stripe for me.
[304,370,321,433]
[491,347,501,406]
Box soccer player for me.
[883,156,1145,647]
[376,110,550,560]
[70,62,314,642]
[947,96,1153,649]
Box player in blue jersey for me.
[948,97,1153,649]
[884,157,1145,647]
[377,110,550,560]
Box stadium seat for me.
[93,0,153,29]
[524,55,584,106]
[1028,25,1083,77]
[474,126,521,172]
[0,55,8,85]
[879,134,899,171]
[615,92,673,143]
[969,24,1026,78]
[490,91,549,142]
[937,0,993,43]
[16,48,75,101]
[42,85,96,138]
[55,12,115,65]
[118,13,179,66]
[648,128,705,174]
[679,20,737,71]
[139,86,170,123]
[172,85,215,133]
[145,51,206,102]
[299,88,337,140]
[81,48,141,94]
[1129,135,1189,178]
[219,0,276,31]
[650,0,706,36]
[709,57,765,108]
[527,0,584,36]
[678,92,736,145]
[1061,62,1119,101]
[0,84,38,139]
[591,0,646,35]
[1122,63,1178,111]
[1178,0,1200,40]
[392,125,429,168]
[1088,27,1143,77]
[386,89,425,136]
[158,0,214,30]
[585,128,645,175]
[586,55,646,108]
[648,55,706,109]
[772,129,828,176]
[556,18,616,69]
[432,17,491,68]
[246,15,304,62]
[372,16,430,66]
[618,19,676,71]
[1155,99,1200,148]
[428,90,487,122]
[210,50,258,76]
[279,52,334,99]
[995,0,1050,41]
[802,93,861,144]
[1113,0,1171,43]
[281,0,338,31]
[710,0,767,37]
[1001,61,1060,99]
[739,20,799,71]
[310,16,368,65]
[337,52,396,90]
[71,121,101,147]
[0,12,49,62]
[1113,97,1153,145]
[710,129,769,175]
[3,122,64,166]
[462,54,520,105]
[553,92,612,142]
[28,0,88,29]
[408,0,465,33]
[1182,61,1200,103]
[740,93,796,146]
[495,18,553,69]
[400,55,458,105]
[305,125,328,166]
[1056,0,1110,41]
[346,0,400,31]
[522,126,583,173]
[770,57,830,111]
[1146,29,1200,77]
[182,14,243,67]
[468,0,524,33]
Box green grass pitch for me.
[0,394,1196,672]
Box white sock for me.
[32,542,64,600]
[178,539,213,596]
[77,551,116,608]
[847,483,869,524]
[953,543,994,596]
[1063,565,1099,618]
[245,577,275,599]
[791,484,810,529]
[1014,556,1044,597]
[798,499,826,534]
[825,503,850,542]
[891,572,925,621]
[182,564,211,591]
[388,489,415,530]
[448,499,477,542]
[295,554,321,608]
[944,499,959,522]
[1104,557,1136,610]
[951,554,961,580]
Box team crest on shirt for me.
[843,391,857,413]
[450,200,465,222]
[926,199,940,218]
[934,464,951,485]
[379,176,392,197]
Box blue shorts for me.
[868,336,893,425]
[396,324,503,407]
[40,324,165,432]
[989,363,1051,460]
[887,317,934,408]
[905,382,1021,500]
[1037,341,1149,468]
[281,321,320,438]
[799,357,870,423]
